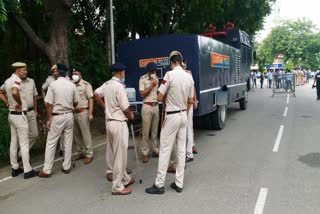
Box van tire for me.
[211,105,227,130]
[239,91,248,110]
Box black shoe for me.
[145,184,165,194]
[11,168,23,177]
[186,157,194,162]
[62,168,70,174]
[24,170,38,179]
[126,168,132,174]
[170,182,183,193]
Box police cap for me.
[146,62,157,72]
[169,51,183,61]
[110,62,126,72]
[57,63,68,72]
[50,64,57,71]
[71,67,81,73]
[12,62,27,69]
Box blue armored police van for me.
[118,24,252,130]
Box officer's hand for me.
[128,112,134,121]
[46,120,51,130]
[88,114,94,121]
[193,101,198,110]
[151,79,158,87]
[14,104,22,111]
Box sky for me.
[255,0,320,42]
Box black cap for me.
[71,67,80,72]
[57,63,68,72]
[110,62,126,72]
[146,62,157,71]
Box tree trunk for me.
[13,0,73,67]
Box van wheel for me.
[211,105,227,130]
[239,91,248,110]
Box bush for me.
[0,104,10,164]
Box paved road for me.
[1,82,320,214]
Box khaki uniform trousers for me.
[74,111,93,158]
[18,110,39,157]
[141,104,159,155]
[106,121,131,192]
[43,113,74,174]
[186,107,195,159]
[27,110,39,150]
[8,114,33,173]
[155,111,188,188]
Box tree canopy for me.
[257,19,320,70]
[0,0,272,87]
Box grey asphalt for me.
[1,81,320,214]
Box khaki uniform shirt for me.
[158,66,194,112]
[139,74,158,102]
[74,79,93,109]
[45,77,79,114]
[21,78,38,109]
[95,77,130,121]
[3,74,27,111]
[42,75,55,91]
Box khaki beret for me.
[11,62,27,68]
[169,51,183,60]
[50,64,57,71]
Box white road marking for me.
[283,107,288,117]
[254,188,269,214]
[273,125,284,152]
[0,141,107,184]
[287,94,290,104]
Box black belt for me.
[52,112,72,116]
[166,109,186,115]
[27,107,34,112]
[10,111,27,115]
[107,119,126,122]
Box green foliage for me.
[257,19,320,70]
[0,104,9,163]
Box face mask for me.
[72,75,80,82]
[150,74,156,79]
[121,77,125,84]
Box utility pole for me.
[110,0,115,63]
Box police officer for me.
[38,63,79,177]
[3,62,37,179]
[71,67,94,164]
[0,76,39,157]
[94,62,135,195]
[139,62,160,163]
[19,72,39,156]
[182,60,198,162]
[42,64,65,156]
[42,64,58,103]
[313,69,320,100]
[146,51,194,194]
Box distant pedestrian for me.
[313,69,320,100]
[260,73,264,88]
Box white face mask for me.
[150,74,156,79]
[72,75,80,82]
